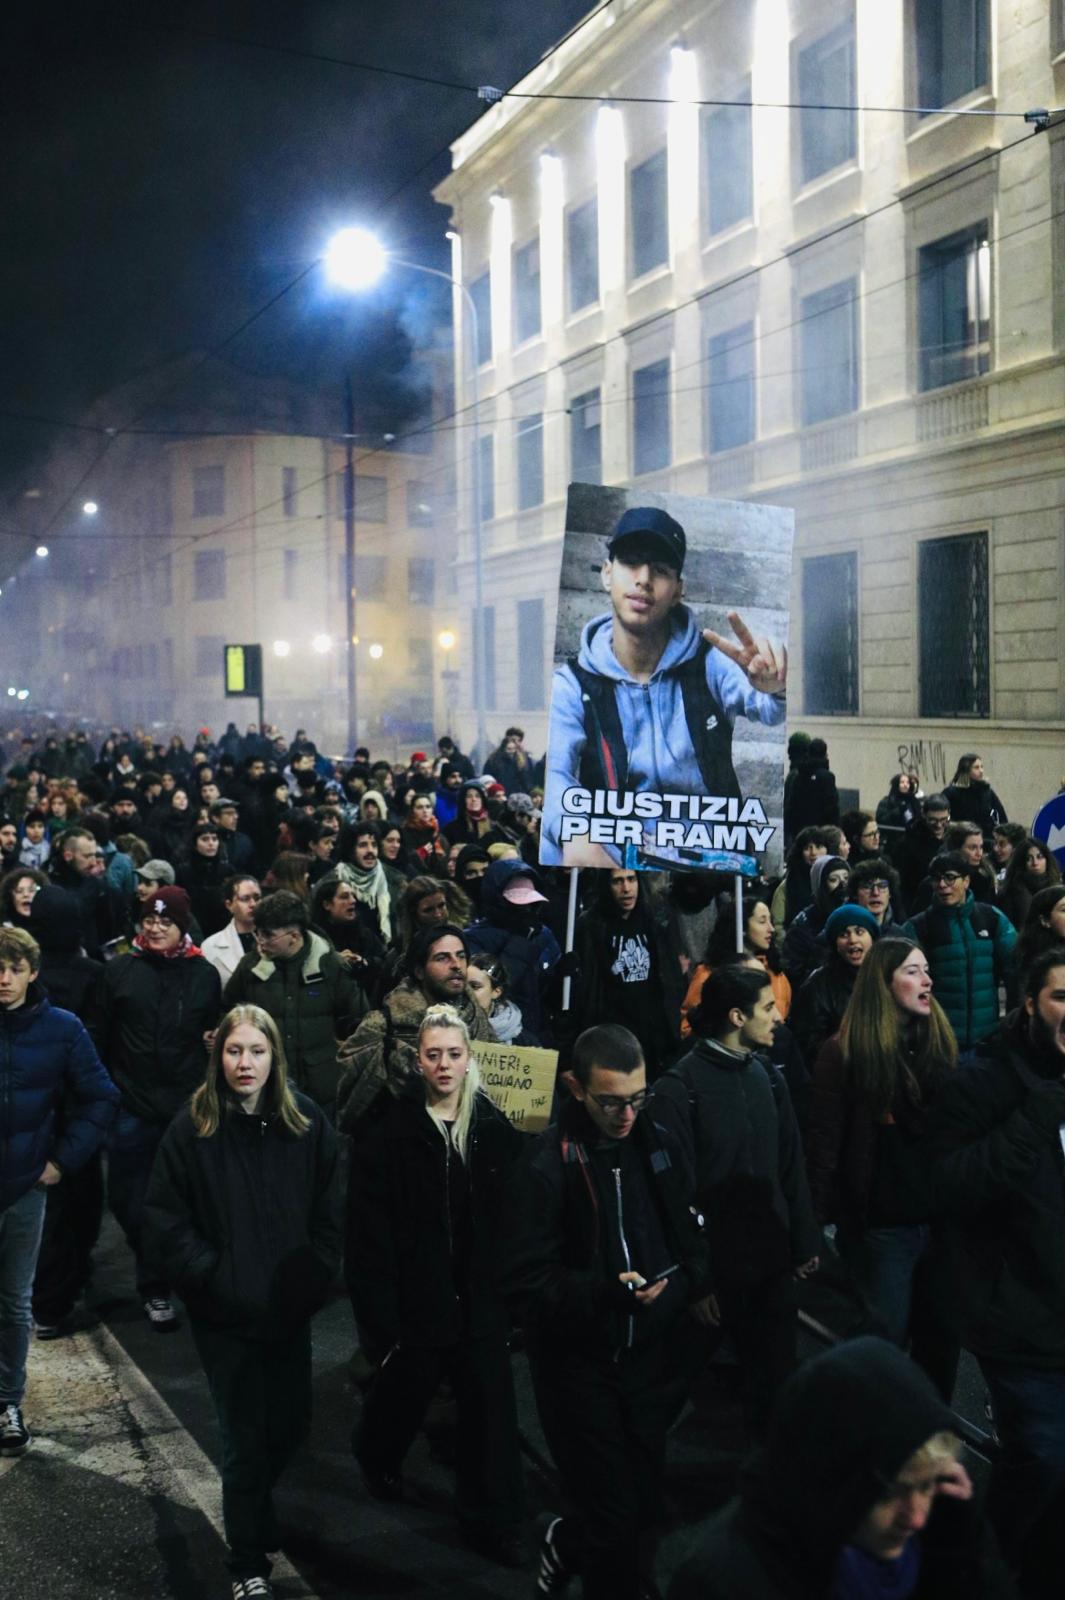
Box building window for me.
[918,226,990,390]
[708,324,756,453]
[406,481,434,526]
[193,549,226,600]
[192,465,225,518]
[150,553,172,606]
[570,389,602,484]
[516,413,544,510]
[915,0,989,111]
[283,548,298,601]
[478,434,495,522]
[470,270,492,365]
[801,279,858,425]
[350,554,388,600]
[630,149,669,279]
[513,238,542,345]
[408,557,435,606]
[195,635,225,677]
[474,605,497,711]
[919,532,990,717]
[703,79,753,235]
[281,466,297,517]
[567,197,599,313]
[517,598,545,711]
[797,20,857,184]
[632,358,671,475]
[355,474,388,522]
[802,553,859,714]
[408,637,432,676]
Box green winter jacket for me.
[902,895,1016,1048]
[222,931,366,1109]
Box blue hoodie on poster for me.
[541,606,785,865]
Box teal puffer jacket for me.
[902,896,1016,1048]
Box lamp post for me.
[324,229,488,765]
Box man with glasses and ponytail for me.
[500,1022,709,1600]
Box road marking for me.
[7,1324,318,1595]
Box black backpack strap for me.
[568,657,629,791]
[676,640,742,800]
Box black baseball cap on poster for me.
[607,506,686,575]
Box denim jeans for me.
[980,1358,1065,1589]
[0,1185,48,1406]
[108,1109,167,1299]
[835,1222,958,1401]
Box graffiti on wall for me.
[897,740,948,790]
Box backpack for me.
[567,638,741,798]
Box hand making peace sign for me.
[702,610,788,695]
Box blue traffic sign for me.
[1031,794,1065,868]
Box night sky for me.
[1,0,595,494]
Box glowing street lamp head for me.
[368,643,384,661]
[311,633,332,654]
[82,500,99,516]
[272,639,291,659]
[437,630,456,651]
[35,545,49,558]
[324,227,387,291]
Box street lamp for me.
[311,633,332,654]
[82,501,99,516]
[272,639,291,658]
[325,227,489,764]
[35,545,48,558]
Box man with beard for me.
[927,945,1065,1596]
[335,820,393,945]
[465,859,560,1042]
[569,867,684,1079]
[335,923,497,1136]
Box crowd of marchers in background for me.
[1,716,1064,1600]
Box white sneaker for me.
[232,1579,273,1599]
[143,1297,179,1331]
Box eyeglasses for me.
[931,872,963,885]
[860,828,880,841]
[586,1089,648,1118]
[864,880,891,893]
[141,915,175,930]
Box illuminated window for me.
[797,20,857,184]
[703,80,753,235]
[708,325,755,452]
[915,0,989,111]
[567,198,599,312]
[918,226,990,390]
[632,358,671,474]
[801,280,858,424]
[513,238,542,344]
[630,150,668,278]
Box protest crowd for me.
[3,714,1064,1599]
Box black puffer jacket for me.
[927,1010,1065,1367]
[944,778,1007,837]
[789,955,857,1065]
[651,1039,820,1289]
[143,1092,340,1340]
[346,1088,522,1360]
[667,1338,1013,1600]
[101,947,222,1125]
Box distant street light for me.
[438,630,456,652]
[16,689,28,701]
[325,226,488,762]
[35,545,48,558]
[368,643,384,661]
[82,501,99,516]
[311,633,332,654]
[272,639,291,658]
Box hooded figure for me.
[668,1337,1011,1600]
[782,855,850,987]
[464,858,561,1040]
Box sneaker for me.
[143,1297,179,1332]
[536,1514,572,1595]
[231,1581,273,1600]
[35,1321,63,1341]
[0,1403,31,1456]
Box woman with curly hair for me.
[997,835,1061,932]
[681,892,791,1041]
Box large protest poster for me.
[540,484,793,878]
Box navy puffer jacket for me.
[464,858,560,1038]
[0,984,119,1213]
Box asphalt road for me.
[2,1214,993,1599]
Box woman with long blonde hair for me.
[347,1003,527,1566]
[144,1004,340,1599]
[806,939,958,1398]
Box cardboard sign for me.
[473,1041,558,1134]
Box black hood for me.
[741,1337,955,1572]
[28,886,84,956]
